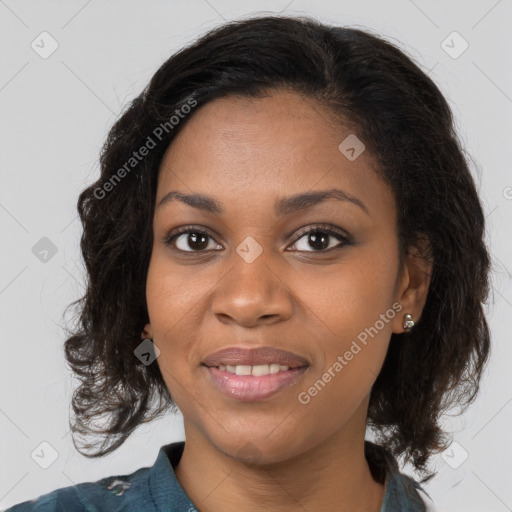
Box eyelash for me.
[162,223,352,254]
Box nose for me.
[211,245,293,328]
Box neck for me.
[174,419,385,512]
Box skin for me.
[142,88,432,512]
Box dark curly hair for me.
[63,14,491,482]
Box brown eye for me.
[288,225,351,252]
[164,227,223,252]
[163,224,351,254]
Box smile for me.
[203,364,309,402]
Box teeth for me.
[218,364,291,375]
[269,364,281,374]
[252,364,269,376]
[235,365,252,376]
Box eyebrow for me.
[157,188,369,216]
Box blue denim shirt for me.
[5,441,432,511]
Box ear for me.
[141,322,153,340]
[392,237,433,334]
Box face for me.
[144,89,423,465]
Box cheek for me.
[145,255,204,383]
[301,247,398,339]
[293,250,397,408]
[145,249,208,337]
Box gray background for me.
[0,1,511,510]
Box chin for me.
[209,427,311,467]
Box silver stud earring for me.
[403,313,415,329]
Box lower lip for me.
[204,365,309,402]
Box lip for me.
[202,346,310,368]
[204,365,309,401]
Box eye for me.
[288,224,351,252]
[163,223,351,254]
[163,226,223,252]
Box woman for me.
[7,14,490,512]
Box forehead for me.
[156,89,393,220]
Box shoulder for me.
[403,475,445,512]
[384,467,443,512]
[3,458,157,512]
[3,442,188,512]
[365,441,442,512]
[410,475,444,512]
[421,490,444,512]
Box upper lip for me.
[202,346,309,368]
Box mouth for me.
[201,345,310,401]
[202,364,309,402]
[202,345,310,369]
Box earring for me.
[403,313,415,329]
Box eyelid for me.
[289,223,350,245]
[162,225,223,251]
[163,223,352,252]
